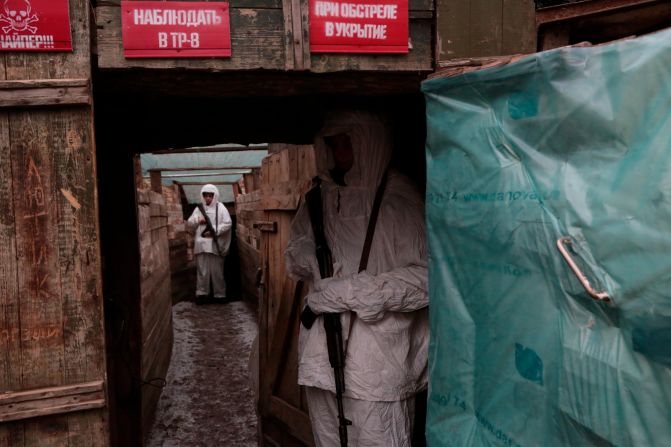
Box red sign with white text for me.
[121,1,231,58]
[0,0,72,52]
[309,0,408,53]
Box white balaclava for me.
[200,184,219,207]
[314,110,392,189]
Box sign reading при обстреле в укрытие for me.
[0,0,72,51]
[121,1,231,58]
[309,0,408,53]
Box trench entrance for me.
[93,73,428,446]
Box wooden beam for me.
[268,397,314,446]
[536,0,661,26]
[144,170,252,178]
[148,166,261,172]
[0,79,91,108]
[174,182,237,186]
[150,146,268,154]
[0,381,106,423]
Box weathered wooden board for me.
[435,0,536,60]
[96,0,434,72]
[0,79,91,108]
[310,20,434,72]
[0,381,105,423]
[136,189,173,441]
[241,145,318,446]
[96,6,287,71]
[0,111,25,446]
[0,107,108,447]
[0,4,108,442]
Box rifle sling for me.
[358,170,388,274]
[345,170,388,354]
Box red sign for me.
[309,0,408,53]
[0,0,72,52]
[121,1,231,58]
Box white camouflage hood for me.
[314,110,392,189]
[200,184,219,207]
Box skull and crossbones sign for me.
[0,0,39,34]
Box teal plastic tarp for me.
[422,29,671,446]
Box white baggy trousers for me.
[196,252,226,298]
[306,387,414,447]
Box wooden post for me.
[134,154,144,189]
[150,170,162,193]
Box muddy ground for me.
[147,300,258,447]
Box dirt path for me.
[147,300,258,447]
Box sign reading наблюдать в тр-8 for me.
[0,0,72,51]
[309,0,408,53]
[121,1,231,58]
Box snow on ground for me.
[147,300,259,447]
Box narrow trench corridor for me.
[147,300,259,447]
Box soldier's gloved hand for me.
[304,278,352,314]
[311,277,337,292]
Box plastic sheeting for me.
[422,30,671,447]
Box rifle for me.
[300,177,352,447]
[196,203,224,257]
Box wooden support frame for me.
[536,0,671,50]
[146,171,253,178]
[0,381,106,423]
[536,0,660,25]
[150,146,269,155]
[148,166,260,172]
[0,79,91,108]
[95,0,434,73]
[174,181,237,186]
[150,171,163,193]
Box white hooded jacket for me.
[187,184,233,255]
[285,111,429,402]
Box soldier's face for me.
[327,133,354,172]
[202,192,214,205]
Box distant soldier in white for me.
[187,184,232,304]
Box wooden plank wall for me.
[96,0,434,72]
[236,168,263,302]
[0,0,109,445]
[435,0,536,61]
[235,144,317,446]
[135,189,173,441]
[163,184,196,304]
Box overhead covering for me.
[140,144,267,204]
